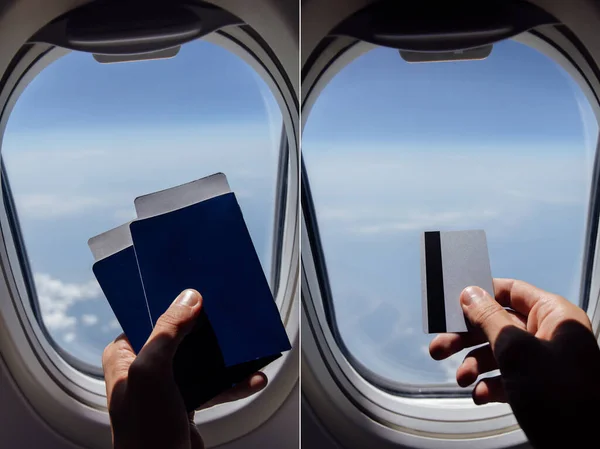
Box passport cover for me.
[129,175,291,410]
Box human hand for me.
[102,289,268,449]
[429,279,600,448]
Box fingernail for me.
[462,286,484,307]
[175,289,199,307]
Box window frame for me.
[301,29,600,448]
[0,15,299,449]
[1,32,290,378]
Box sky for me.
[1,40,283,367]
[302,40,599,385]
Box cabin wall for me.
[0,359,298,449]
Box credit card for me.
[422,229,494,333]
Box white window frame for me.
[301,28,600,448]
[0,3,299,449]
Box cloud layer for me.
[4,125,280,222]
[305,146,589,238]
[35,272,101,331]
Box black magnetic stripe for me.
[425,231,446,333]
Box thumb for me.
[139,289,203,365]
[461,286,514,350]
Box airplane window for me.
[1,40,283,370]
[302,40,598,387]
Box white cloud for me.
[16,194,108,220]
[101,318,122,334]
[44,313,76,330]
[81,314,98,326]
[35,273,101,331]
[63,332,76,343]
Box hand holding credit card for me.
[88,173,291,411]
[421,230,494,334]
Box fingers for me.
[429,330,486,360]
[456,344,498,387]
[197,372,268,410]
[430,310,526,360]
[461,286,517,351]
[102,334,136,407]
[493,278,548,317]
[472,376,506,405]
[104,290,203,404]
[129,289,202,383]
[139,289,203,362]
[219,372,268,402]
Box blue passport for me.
[89,173,291,411]
[89,223,152,354]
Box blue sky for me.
[302,40,598,385]
[1,40,282,367]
